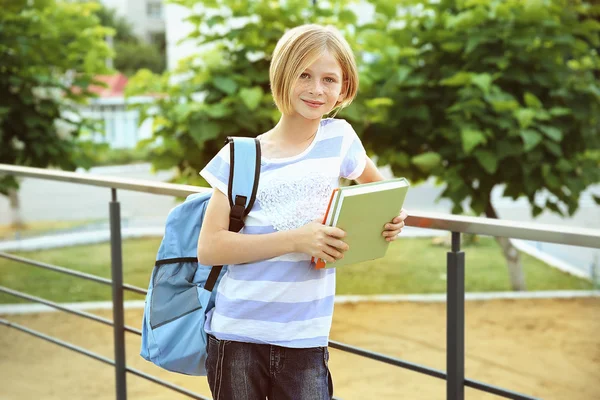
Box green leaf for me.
[204,102,232,118]
[441,72,471,86]
[556,159,572,172]
[489,99,519,113]
[461,128,487,154]
[513,108,536,129]
[338,9,357,25]
[496,140,522,159]
[213,76,238,95]
[441,42,463,52]
[365,98,394,108]
[520,129,542,151]
[524,92,542,109]
[538,125,563,142]
[239,87,264,111]
[189,121,220,146]
[549,107,571,117]
[411,152,442,172]
[471,73,492,94]
[544,141,563,156]
[474,150,498,174]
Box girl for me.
[198,24,407,400]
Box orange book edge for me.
[313,188,339,269]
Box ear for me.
[336,90,346,106]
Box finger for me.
[393,211,408,224]
[326,226,346,239]
[325,237,349,252]
[320,248,341,263]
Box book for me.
[311,188,339,264]
[315,178,410,269]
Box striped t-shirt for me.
[199,118,367,348]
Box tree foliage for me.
[0,0,112,195]
[357,0,600,217]
[128,0,600,218]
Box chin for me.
[295,107,333,121]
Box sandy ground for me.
[1,298,599,400]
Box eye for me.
[300,73,310,79]
[324,77,336,83]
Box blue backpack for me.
[140,137,261,375]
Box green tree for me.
[126,0,359,186]
[0,0,112,224]
[88,1,167,75]
[114,41,166,76]
[356,0,600,290]
[92,2,137,43]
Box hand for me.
[382,208,408,242]
[292,220,349,263]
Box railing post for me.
[447,232,465,400]
[109,188,127,400]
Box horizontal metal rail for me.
[0,251,147,296]
[0,164,207,198]
[1,163,598,249]
[0,286,141,336]
[329,340,537,400]
[0,318,211,400]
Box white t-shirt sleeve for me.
[338,120,367,180]
[199,143,231,195]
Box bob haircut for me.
[269,24,359,116]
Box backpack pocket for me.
[150,262,200,329]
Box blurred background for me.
[1,0,599,399]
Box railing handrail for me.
[1,163,599,249]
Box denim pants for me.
[206,335,334,400]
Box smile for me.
[302,99,325,108]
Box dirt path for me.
[1,298,599,400]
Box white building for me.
[76,73,153,149]
[100,0,165,43]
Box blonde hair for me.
[269,24,359,115]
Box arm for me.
[354,156,386,184]
[197,189,348,266]
[197,189,296,266]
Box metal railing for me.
[1,163,599,400]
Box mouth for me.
[302,99,325,108]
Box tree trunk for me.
[8,188,24,229]
[485,201,527,291]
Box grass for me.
[0,219,102,241]
[0,236,593,305]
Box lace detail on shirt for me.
[256,173,334,232]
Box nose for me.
[308,80,324,95]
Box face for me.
[290,50,345,120]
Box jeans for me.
[206,335,334,400]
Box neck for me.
[271,114,321,143]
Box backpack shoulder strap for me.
[226,136,261,232]
[204,136,261,292]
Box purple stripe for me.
[321,118,336,127]
[215,293,335,323]
[242,225,276,234]
[260,136,343,172]
[229,259,334,282]
[206,332,330,348]
[341,138,366,177]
